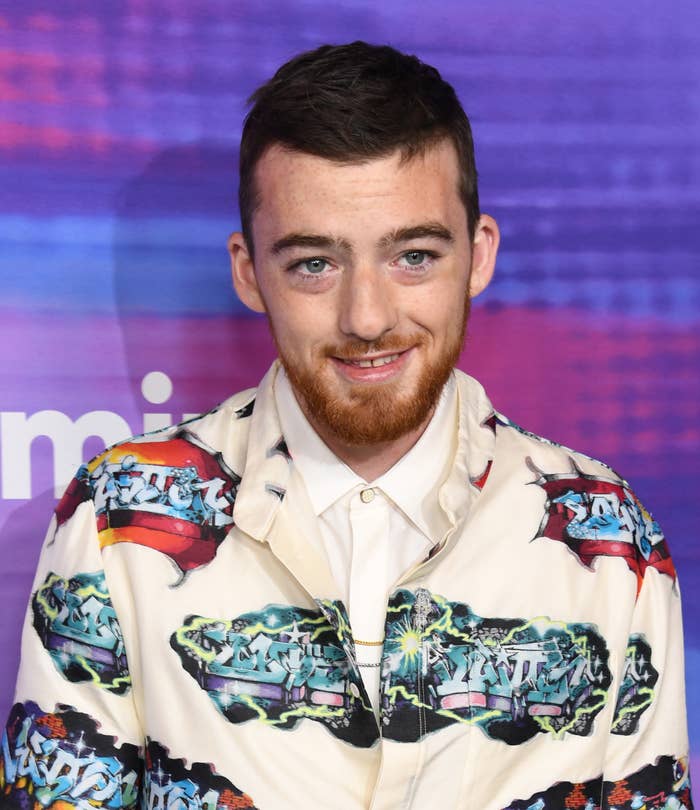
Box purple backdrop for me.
[1,0,698,776]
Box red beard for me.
[272,300,468,446]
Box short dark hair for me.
[239,41,480,254]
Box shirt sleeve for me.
[0,466,144,809]
[601,495,693,808]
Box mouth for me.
[330,348,412,382]
[337,352,402,368]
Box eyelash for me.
[287,250,439,278]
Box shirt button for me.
[360,488,376,504]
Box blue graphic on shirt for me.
[32,570,131,694]
[144,739,258,809]
[611,634,658,735]
[528,459,676,592]
[381,588,611,744]
[503,754,691,809]
[0,701,141,809]
[171,603,377,748]
[171,591,614,748]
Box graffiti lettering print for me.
[381,589,611,745]
[529,459,676,592]
[0,701,141,809]
[87,429,240,582]
[32,570,131,694]
[503,754,692,809]
[53,430,241,583]
[144,740,257,810]
[611,634,659,735]
[171,604,377,748]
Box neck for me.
[299,407,435,482]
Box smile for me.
[341,353,402,368]
[330,349,413,383]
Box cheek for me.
[412,287,467,333]
[266,302,324,353]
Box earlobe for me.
[468,214,500,299]
[228,232,267,314]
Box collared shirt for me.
[5,361,691,810]
[274,369,457,716]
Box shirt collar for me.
[274,368,457,545]
[275,369,363,514]
[375,375,457,542]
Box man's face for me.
[231,139,496,446]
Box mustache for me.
[323,334,424,359]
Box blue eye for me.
[403,251,428,266]
[398,250,438,271]
[298,258,329,274]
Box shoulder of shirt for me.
[452,368,629,487]
[480,394,677,599]
[51,383,260,536]
[490,408,631,487]
[83,385,258,470]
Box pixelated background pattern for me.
[0,0,698,773]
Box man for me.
[1,42,692,810]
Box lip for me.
[330,348,413,383]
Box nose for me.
[337,265,398,341]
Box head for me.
[229,43,499,452]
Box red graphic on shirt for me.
[471,459,493,491]
[504,754,691,809]
[530,459,676,593]
[88,430,240,582]
[482,413,498,434]
[54,468,92,530]
[145,740,258,809]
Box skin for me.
[229,139,499,481]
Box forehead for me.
[250,140,467,247]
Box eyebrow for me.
[377,222,455,249]
[269,221,454,257]
[270,233,353,255]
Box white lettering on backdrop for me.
[0,372,199,499]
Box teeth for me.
[349,353,400,368]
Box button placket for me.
[349,489,390,720]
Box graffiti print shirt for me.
[275,368,456,717]
[2,362,693,810]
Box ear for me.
[468,214,500,299]
[228,232,266,313]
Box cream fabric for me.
[4,361,692,810]
[275,369,457,717]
